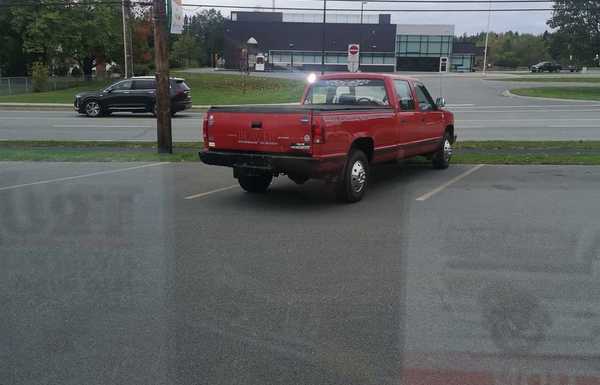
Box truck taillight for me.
[311,117,325,144]
[202,114,211,148]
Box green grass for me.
[2,140,600,165]
[177,73,305,105]
[490,77,600,83]
[0,73,306,105]
[510,87,600,101]
[0,80,112,104]
[0,141,201,162]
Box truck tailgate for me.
[205,107,312,154]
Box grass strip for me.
[509,87,600,101]
[0,73,306,105]
[489,77,600,83]
[1,140,600,164]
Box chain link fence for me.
[0,76,94,96]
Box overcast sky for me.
[183,0,553,35]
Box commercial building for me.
[223,11,481,73]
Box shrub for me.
[31,62,49,92]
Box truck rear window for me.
[304,79,390,106]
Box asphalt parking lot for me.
[2,160,600,385]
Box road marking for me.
[454,109,600,114]
[450,104,600,109]
[446,104,475,107]
[185,185,238,200]
[0,162,168,192]
[52,124,152,128]
[416,164,485,202]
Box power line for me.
[181,4,553,12]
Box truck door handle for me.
[251,121,262,129]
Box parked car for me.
[74,76,192,117]
[567,64,580,73]
[529,61,562,73]
[200,73,455,203]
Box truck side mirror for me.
[435,97,446,108]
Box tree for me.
[170,33,200,68]
[548,0,600,66]
[6,0,123,78]
[187,9,225,67]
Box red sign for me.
[349,45,360,55]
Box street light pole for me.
[321,0,327,75]
[153,0,172,154]
[121,0,129,78]
[360,1,366,69]
[482,0,492,75]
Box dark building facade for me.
[223,12,477,72]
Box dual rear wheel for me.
[237,133,453,203]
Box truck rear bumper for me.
[199,150,345,178]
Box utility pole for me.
[482,0,492,75]
[153,0,172,154]
[321,0,327,75]
[121,0,129,78]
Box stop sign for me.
[349,45,359,55]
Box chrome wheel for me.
[85,101,101,117]
[443,139,453,162]
[350,160,367,193]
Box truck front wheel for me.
[336,149,369,203]
[432,133,453,169]
[238,174,273,193]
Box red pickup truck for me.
[200,73,455,202]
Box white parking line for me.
[0,162,168,192]
[184,185,239,200]
[416,164,485,202]
[52,125,152,128]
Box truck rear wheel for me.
[238,174,273,193]
[336,149,369,203]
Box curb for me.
[502,89,600,104]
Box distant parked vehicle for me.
[529,61,562,73]
[567,64,580,73]
[74,76,192,117]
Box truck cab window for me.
[394,80,415,111]
[305,79,390,106]
[415,84,436,111]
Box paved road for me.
[2,161,600,384]
[1,74,599,141]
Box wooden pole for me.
[153,0,172,154]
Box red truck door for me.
[392,79,422,157]
[414,83,445,148]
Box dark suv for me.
[529,61,562,73]
[75,76,192,117]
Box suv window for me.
[171,79,190,91]
[415,84,436,111]
[133,80,156,90]
[393,80,415,111]
[111,80,132,91]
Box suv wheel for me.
[238,174,273,193]
[84,100,102,117]
[432,133,453,169]
[336,149,369,203]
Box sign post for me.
[347,44,360,73]
[169,0,184,34]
